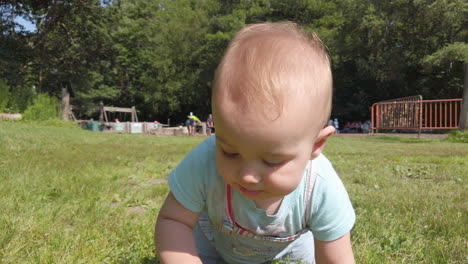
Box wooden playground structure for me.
[370,95,463,136]
[61,86,206,135]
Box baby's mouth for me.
[237,185,263,197]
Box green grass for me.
[0,122,466,263]
[324,136,467,263]
[447,130,468,143]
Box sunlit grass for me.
[0,122,466,263]
[324,136,467,263]
[0,122,199,263]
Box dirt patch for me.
[149,179,166,186]
[127,205,146,215]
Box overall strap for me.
[225,184,254,232]
[302,160,317,227]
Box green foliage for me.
[332,0,466,121]
[0,79,9,112]
[447,130,468,143]
[6,85,36,113]
[22,94,59,121]
[1,0,466,123]
[423,42,468,66]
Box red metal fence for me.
[371,96,463,134]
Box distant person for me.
[343,121,352,133]
[361,120,371,134]
[333,117,339,133]
[156,22,355,264]
[206,114,214,136]
[355,121,362,133]
[185,117,193,135]
[185,115,195,136]
[186,113,201,136]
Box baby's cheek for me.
[216,158,235,181]
[267,170,302,194]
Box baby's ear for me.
[310,125,335,160]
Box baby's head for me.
[213,22,332,133]
[212,22,335,205]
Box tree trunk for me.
[62,88,70,121]
[10,0,16,35]
[458,64,468,130]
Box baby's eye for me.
[263,160,284,168]
[222,149,239,158]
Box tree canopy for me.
[1,0,466,124]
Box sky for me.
[15,16,36,32]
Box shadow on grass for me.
[117,256,160,264]
[140,256,159,264]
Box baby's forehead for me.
[213,100,323,149]
[215,94,325,129]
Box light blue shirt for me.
[169,136,355,263]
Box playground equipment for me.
[97,102,139,133]
[99,104,138,123]
[370,95,463,135]
[61,82,76,121]
[61,83,138,124]
[60,86,190,135]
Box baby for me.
[155,22,356,263]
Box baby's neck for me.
[253,197,284,215]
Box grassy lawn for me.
[0,122,466,263]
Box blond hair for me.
[212,22,333,125]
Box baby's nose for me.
[238,164,262,184]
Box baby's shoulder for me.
[313,154,336,179]
[311,154,346,197]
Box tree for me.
[2,0,466,125]
[422,42,468,130]
[0,79,9,112]
[331,0,466,121]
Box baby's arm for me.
[314,232,354,264]
[155,192,202,264]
